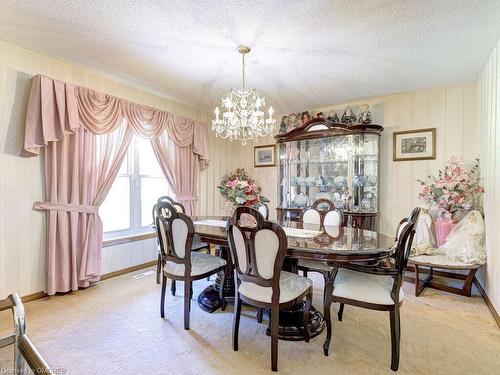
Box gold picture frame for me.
[254,144,276,167]
[393,128,436,161]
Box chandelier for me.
[212,45,276,145]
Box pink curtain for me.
[24,75,211,295]
[151,117,211,215]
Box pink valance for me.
[24,74,211,166]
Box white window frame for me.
[102,138,171,239]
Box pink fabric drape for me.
[35,126,132,294]
[24,75,211,295]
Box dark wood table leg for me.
[263,257,325,341]
[264,303,325,341]
[197,245,234,313]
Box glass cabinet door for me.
[278,133,379,213]
[351,133,379,212]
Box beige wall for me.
[0,41,233,298]
[477,38,500,313]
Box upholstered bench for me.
[407,255,483,297]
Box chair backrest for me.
[152,196,185,226]
[227,206,287,302]
[155,199,194,274]
[302,199,342,228]
[258,204,269,220]
[389,207,420,303]
[394,207,421,274]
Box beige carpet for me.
[1,268,499,375]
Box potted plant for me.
[418,157,484,246]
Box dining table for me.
[192,216,395,341]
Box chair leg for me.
[156,254,162,284]
[414,264,420,297]
[303,269,308,278]
[271,305,279,372]
[190,282,193,301]
[232,295,242,351]
[323,280,334,356]
[160,275,167,318]
[338,303,345,321]
[219,271,227,311]
[184,280,191,330]
[171,279,176,296]
[257,308,264,323]
[206,247,211,281]
[390,308,401,371]
[303,291,312,343]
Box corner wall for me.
[477,38,500,313]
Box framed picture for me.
[254,144,276,167]
[393,128,436,161]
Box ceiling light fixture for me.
[212,45,275,145]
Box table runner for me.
[283,227,323,238]
[194,219,227,227]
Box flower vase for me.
[435,218,456,247]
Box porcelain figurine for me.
[293,193,309,208]
[301,111,312,125]
[341,106,357,125]
[288,113,300,130]
[357,104,372,124]
[327,111,336,122]
[279,116,289,134]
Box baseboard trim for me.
[100,260,157,280]
[0,291,48,312]
[474,277,500,329]
[0,260,157,311]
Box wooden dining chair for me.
[227,206,313,372]
[153,196,211,289]
[258,203,270,220]
[323,207,421,371]
[298,199,343,278]
[156,200,226,330]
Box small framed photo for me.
[393,128,436,161]
[254,144,276,167]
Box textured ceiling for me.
[1,0,500,113]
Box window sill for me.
[102,230,156,247]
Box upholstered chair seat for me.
[165,252,226,277]
[333,268,404,305]
[238,271,313,304]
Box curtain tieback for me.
[33,201,98,214]
[176,195,197,201]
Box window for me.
[100,137,172,238]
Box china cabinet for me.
[275,118,383,230]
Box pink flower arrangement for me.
[218,168,270,209]
[418,157,484,216]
